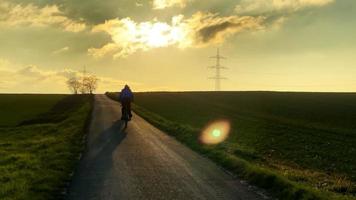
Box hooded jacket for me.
[119,87,133,102]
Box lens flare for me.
[200,120,231,145]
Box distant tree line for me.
[67,74,98,94]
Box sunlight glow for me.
[89,13,264,58]
[111,18,188,51]
[146,23,171,47]
[200,120,231,145]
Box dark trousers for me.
[121,100,132,120]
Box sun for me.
[110,17,187,54]
[146,23,171,47]
[135,21,185,48]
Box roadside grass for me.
[106,92,356,200]
[0,94,66,127]
[0,95,92,200]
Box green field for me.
[108,91,356,200]
[0,94,92,200]
[0,94,66,127]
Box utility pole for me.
[81,66,86,94]
[208,48,227,91]
[82,66,86,82]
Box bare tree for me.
[66,76,81,94]
[83,75,99,94]
[67,70,99,94]
[80,78,87,94]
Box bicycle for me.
[121,104,130,128]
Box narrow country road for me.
[68,95,266,200]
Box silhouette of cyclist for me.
[119,85,134,120]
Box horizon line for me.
[1,90,356,95]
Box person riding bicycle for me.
[119,85,134,120]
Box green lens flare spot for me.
[212,129,221,137]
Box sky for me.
[0,0,355,93]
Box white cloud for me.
[235,0,334,15]
[88,12,265,59]
[0,0,86,32]
[152,0,190,9]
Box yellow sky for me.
[0,0,355,93]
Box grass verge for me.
[0,95,93,200]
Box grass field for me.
[107,91,356,200]
[0,94,92,200]
[0,94,66,127]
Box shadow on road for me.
[68,120,128,199]
[91,120,127,154]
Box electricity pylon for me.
[208,48,227,91]
[81,66,87,94]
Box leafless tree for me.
[67,72,99,94]
[66,76,81,94]
[83,75,99,94]
[80,78,87,94]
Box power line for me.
[208,48,228,91]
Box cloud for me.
[88,12,265,59]
[0,65,68,92]
[0,59,141,93]
[88,43,120,59]
[187,12,265,46]
[88,16,186,58]
[136,2,144,7]
[152,0,190,9]
[52,46,70,55]
[17,66,49,80]
[271,16,289,30]
[0,58,12,69]
[0,0,86,32]
[235,0,334,15]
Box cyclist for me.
[119,85,134,121]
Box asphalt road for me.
[67,95,266,200]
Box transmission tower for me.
[208,48,227,91]
[81,66,87,94]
